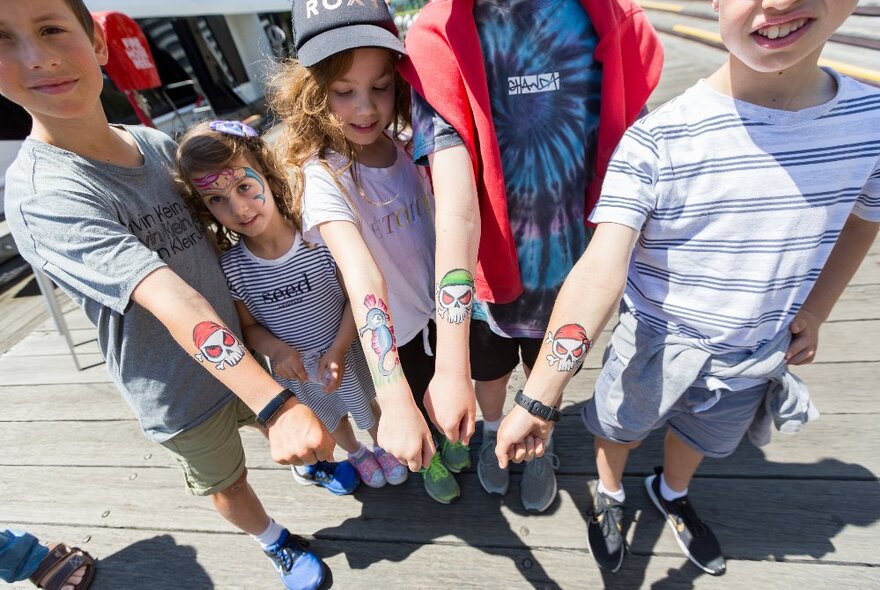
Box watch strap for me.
[256,388,295,427]
[514,390,561,422]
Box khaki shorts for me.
[160,397,257,496]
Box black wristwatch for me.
[514,390,561,422]
[256,388,295,427]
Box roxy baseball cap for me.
[291,0,405,67]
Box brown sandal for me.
[28,543,96,590]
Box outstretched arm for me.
[425,145,480,445]
[236,300,309,383]
[317,292,358,393]
[787,214,879,365]
[495,222,639,468]
[132,267,334,465]
[318,219,436,471]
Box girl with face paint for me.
[177,120,407,492]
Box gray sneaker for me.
[477,428,510,495]
[520,436,560,513]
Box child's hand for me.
[786,308,821,365]
[494,405,555,470]
[272,345,308,381]
[317,347,346,393]
[377,393,436,472]
[424,370,476,445]
[266,400,336,465]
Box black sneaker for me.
[645,467,726,576]
[587,489,627,573]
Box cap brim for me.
[296,24,405,67]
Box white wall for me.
[86,1,289,18]
[225,14,277,103]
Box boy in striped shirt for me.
[493,0,879,576]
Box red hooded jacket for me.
[400,0,663,303]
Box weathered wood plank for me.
[31,298,92,333]
[775,320,879,364]
[851,250,880,286]
[0,383,131,421]
[0,352,110,384]
[3,466,878,565]
[0,287,49,356]
[0,355,873,426]
[550,414,880,479]
[8,524,879,590]
[5,414,878,484]
[826,284,880,322]
[3,328,101,357]
[788,362,880,413]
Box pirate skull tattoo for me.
[436,268,475,325]
[545,323,593,372]
[193,321,246,370]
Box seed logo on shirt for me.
[259,272,314,309]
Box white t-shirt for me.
[301,140,436,346]
[592,70,880,356]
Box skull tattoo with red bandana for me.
[193,321,246,370]
[545,323,593,372]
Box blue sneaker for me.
[292,460,360,495]
[264,529,326,590]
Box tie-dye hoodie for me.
[400,0,663,304]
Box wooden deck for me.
[3,31,880,590]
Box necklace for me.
[354,181,400,207]
[350,135,400,207]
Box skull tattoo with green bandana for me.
[436,268,475,325]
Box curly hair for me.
[266,48,412,217]
[175,121,300,252]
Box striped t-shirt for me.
[592,70,880,354]
[220,234,343,354]
[219,234,376,431]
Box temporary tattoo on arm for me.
[193,167,266,205]
[436,268,475,325]
[545,324,593,372]
[193,321,246,370]
[357,294,399,376]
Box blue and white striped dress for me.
[592,70,880,357]
[220,234,375,431]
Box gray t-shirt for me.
[5,125,238,442]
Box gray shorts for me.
[583,350,768,458]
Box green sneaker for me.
[421,452,460,504]
[440,436,472,473]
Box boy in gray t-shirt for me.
[9,125,237,441]
[1,1,332,587]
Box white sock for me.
[598,480,626,503]
[483,417,503,432]
[252,518,285,548]
[660,473,688,501]
[349,443,369,460]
